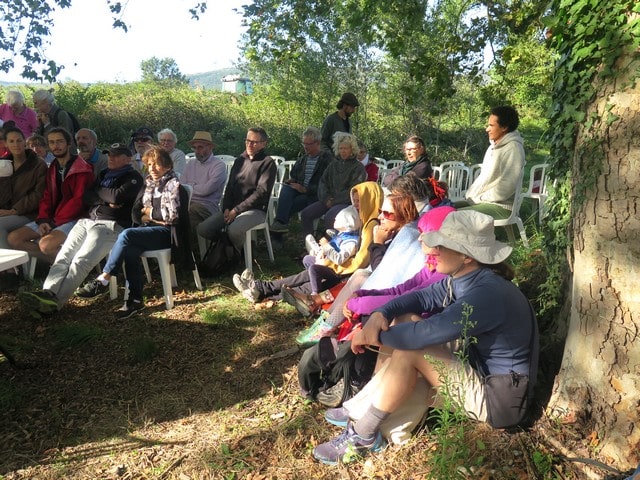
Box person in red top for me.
[357,140,379,182]
[8,127,94,264]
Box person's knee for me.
[7,227,31,248]
[39,235,64,257]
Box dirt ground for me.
[0,251,633,479]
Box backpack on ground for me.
[198,228,240,277]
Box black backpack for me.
[54,108,81,135]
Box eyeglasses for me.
[404,147,419,152]
[378,209,396,220]
[302,141,318,147]
[159,138,174,143]
[134,137,151,143]
[245,139,265,145]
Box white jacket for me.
[465,131,525,210]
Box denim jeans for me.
[274,184,313,225]
[104,225,171,301]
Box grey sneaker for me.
[312,422,385,465]
[232,269,254,293]
[75,279,108,298]
[269,220,289,233]
[242,285,261,303]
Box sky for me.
[5,0,247,84]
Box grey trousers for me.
[197,209,266,250]
[43,219,122,308]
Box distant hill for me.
[188,68,243,90]
[0,68,244,89]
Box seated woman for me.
[299,132,367,237]
[312,210,538,465]
[232,181,383,303]
[289,193,420,343]
[293,173,451,338]
[297,206,454,405]
[90,147,182,319]
[382,135,433,188]
[0,125,47,248]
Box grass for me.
[0,217,590,479]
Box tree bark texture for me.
[548,55,640,469]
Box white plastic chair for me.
[494,169,529,248]
[118,184,203,309]
[521,163,550,224]
[244,219,274,272]
[432,166,442,181]
[268,160,296,222]
[386,159,405,169]
[271,155,286,166]
[373,157,388,169]
[439,163,470,202]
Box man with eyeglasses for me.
[197,127,277,252]
[18,143,143,316]
[130,126,155,174]
[157,128,186,176]
[269,126,334,233]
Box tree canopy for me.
[140,57,188,86]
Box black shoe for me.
[116,299,145,319]
[75,279,107,298]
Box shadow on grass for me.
[0,235,309,474]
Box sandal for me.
[282,285,315,317]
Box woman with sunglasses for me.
[288,193,418,332]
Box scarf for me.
[142,169,180,224]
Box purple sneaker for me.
[312,422,385,465]
[324,406,349,427]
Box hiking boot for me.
[282,285,314,317]
[324,406,350,427]
[295,313,335,346]
[18,290,59,314]
[269,220,289,233]
[312,422,385,465]
[75,279,107,298]
[116,298,145,319]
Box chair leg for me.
[244,230,253,272]
[155,258,174,310]
[263,227,274,262]
[516,219,529,248]
[109,277,118,300]
[141,257,152,283]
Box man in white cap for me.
[180,131,227,236]
[313,210,539,465]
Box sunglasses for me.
[134,137,151,143]
[378,209,396,220]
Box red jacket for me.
[37,156,94,227]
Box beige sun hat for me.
[420,210,512,264]
[187,131,214,146]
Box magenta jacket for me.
[347,264,447,317]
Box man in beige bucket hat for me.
[180,131,227,237]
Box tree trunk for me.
[547,54,640,469]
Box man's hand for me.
[224,208,238,224]
[38,223,52,236]
[289,182,306,193]
[351,311,389,354]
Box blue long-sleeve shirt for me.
[377,267,536,376]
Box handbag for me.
[476,302,539,429]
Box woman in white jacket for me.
[459,106,525,220]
